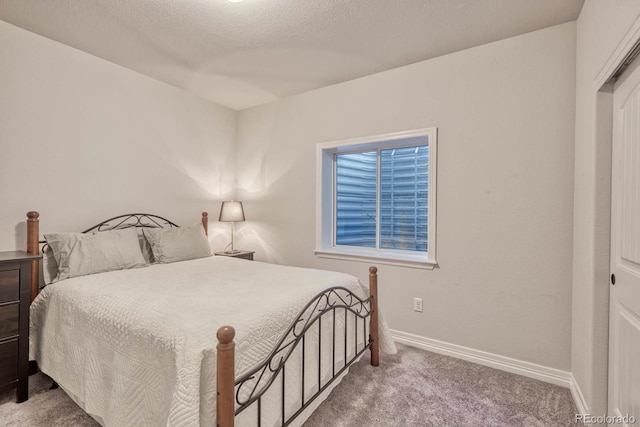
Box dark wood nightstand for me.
[214,251,255,261]
[0,251,40,403]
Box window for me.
[316,128,437,269]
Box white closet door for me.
[609,58,640,426]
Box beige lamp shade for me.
[218,201,245,222]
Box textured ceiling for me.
[0,0,584,110]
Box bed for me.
[24,211,396,426]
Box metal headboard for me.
[81,213,179,233]
[39,213,180,247]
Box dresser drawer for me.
[0,270,19,303]
[0,339,18,385]
[0,304,19,340]
[0,251,38,403]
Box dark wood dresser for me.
[0,251,40,403]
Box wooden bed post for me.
[369,266,379,367]
[27,211,40,303]
[217,325,235,427]
[202,212,209,236]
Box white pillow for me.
[142,224,211,264]
[45,228,147,282]
[42,245,59,285]
[137,229,155,264]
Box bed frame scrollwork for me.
[80,213,181,233]
[233,285,376,425]
[25,211,379,427]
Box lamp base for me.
[224,249,241,254]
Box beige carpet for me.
[305,344,577,426]
[0,344,577,426]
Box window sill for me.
[314,248,438,270]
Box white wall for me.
[572,1,640,415]
[0,20,236,251]
[236,23,576,371]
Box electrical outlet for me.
[413,298,423,313]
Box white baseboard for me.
[569,373,590,415]
[391,329,573,387]
[391,330,591,422]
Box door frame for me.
[592,17,640,419]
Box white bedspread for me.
[30,257,396,427]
